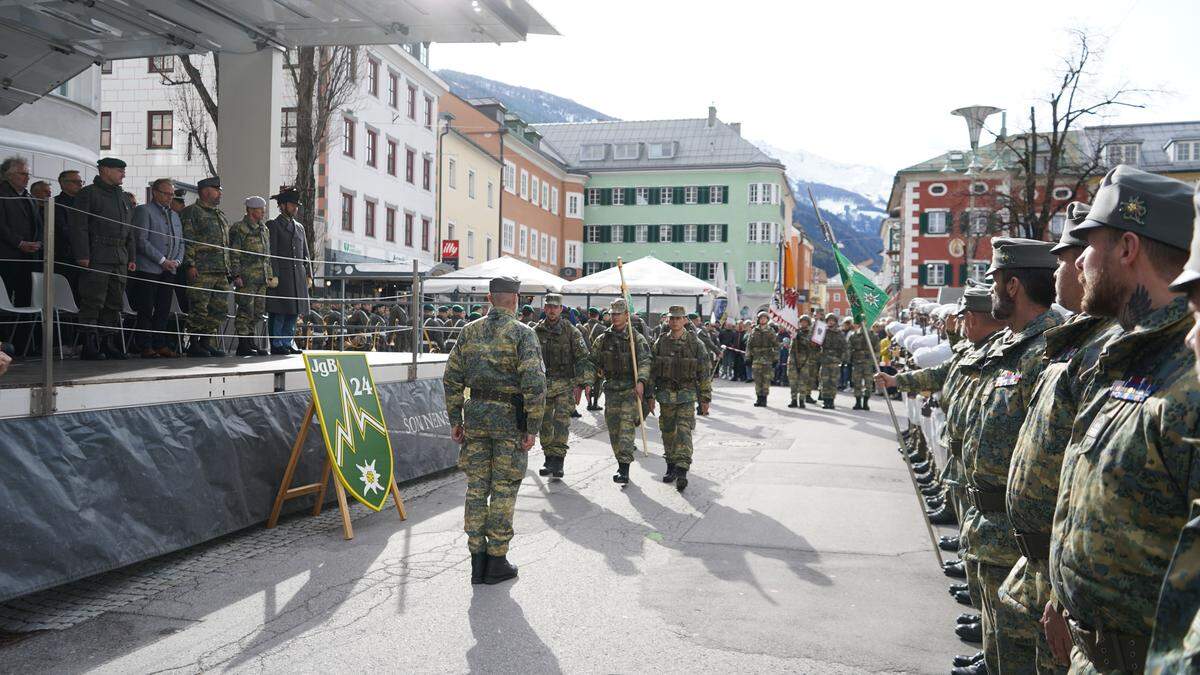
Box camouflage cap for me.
[1072,164,1194,251]
[986,237,1057,275]
[609,298,629,314]
[1050,201,1091,254]
[957,286,993,314]
[1168,185,1200,292]
[543,293,563,306]
[668,305,687,318]
[489,275,521,294]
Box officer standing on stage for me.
[181,176,231,357]
[652,305,712,491]
[747,311,778,407]
[228,195,273,357]
[845,318,875,410]
[533,293,592,479]
[787,315,815,408]
[817,314,847,409]
[592,298,651,486]
[265,188,312,355]
[70,157,136,361]
[444,275,546,586]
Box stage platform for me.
[0,352,448,419]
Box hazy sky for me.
[435,0,1199,174]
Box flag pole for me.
[807,189,944,566]
[616,257,651,458]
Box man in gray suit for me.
[130,178,184,358]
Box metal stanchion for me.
[34,196,56,416]
[409,260,420,381]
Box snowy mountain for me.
[792,180,886,275]
[437,70,616,124]
[754,141,893,206]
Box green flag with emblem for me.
[303,352,395,511]
[833,248,889,327]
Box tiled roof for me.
[532,118,783,172]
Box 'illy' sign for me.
[440,240,459,269]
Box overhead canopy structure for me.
[422,256,566,295]
[563,256,722,296]
[0,0,557,114]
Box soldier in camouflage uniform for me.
[957,238,1062,675]
[1045,167,1200,673]
[747,311,779,407]
[689,311,721,415]
[421,303,442,352]
[592,298,651,486]
[443,275,546,586]
[181,176,232,357]
[582,307,607,411]
[845,318,876,410]
[227,196,272,356]
[787,315,816,408]
[69,157,135,360]
[652,305,713,491]
[818,314,847,409]
[992,204,1120,675]
[533,293,593,479]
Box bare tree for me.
[158,55,219,176]
[985,30,1146,241]
[285,46,361,257]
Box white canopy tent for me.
[421,256,567,295]
[561,256,723,314]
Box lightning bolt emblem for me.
[333,367,387,466]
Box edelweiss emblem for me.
[1119,196,1147,225]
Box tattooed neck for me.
[1119,284,1153,330]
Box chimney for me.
[730,122,741,136]
[707,105,717,128]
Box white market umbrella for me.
[562,256,722,295]
[421,255,566,294]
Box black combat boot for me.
[852,396,863,410]
[752,395,762,407]
[187,337,211,357]
[206,338,227,357]
[822,398,834,410]
[805,394,818,404]
[940,535,961,552]
[81,331,107,361]
[101,333,127,360]
[787,395,798,408]
[483,554,518,585]
[538,457,553,477]
[674,468,688,491]
[612,462,630,485]
[862,396,870,411]
[551,455,564,479]
[761,394,768,407]
[470,552,487,585]
[662,462,677,483]
[236,338,257,356]
[796,396,805,409]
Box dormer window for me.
[1169,140,1200,162]
[613,143,640,160]
[1105,143,1139,166]
[647,142,676,159]
[580,144,606,161]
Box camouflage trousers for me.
[850,359,875,397]
[458,434,528,556]
[77,263,127,329]
[752,362,773,397]
[818,362,841,399]
[788,361,811,396]
[187,272,230,335]
[234,283,265,336]
[604,388,640,464]
[659,401,695,470]
[977,560,1038,675]
[539,388,574,459]
[999,559,1067,675]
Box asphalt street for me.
[2,382,966,674]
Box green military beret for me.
[471,304,482,312]
[1168,185,1200,292]
[520,304,533,313]
[1050,201,1091,254]
[587,307,600,315]
[422,303,434,311]
[1072,164,1194,251]
[469,311,482,320]
[686,311,699,319]
[543,293,563,306]
[986,237,1057,275]
[957,286,993,315]
[451,304,463,312]
[437,305,449,312]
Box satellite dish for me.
[951,106,1003,151]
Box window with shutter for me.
[648,225,660,242]
[660,187,672,204]
[673,224,684,242]
[722,186,730,204]
[673,187,684,204]
[625,188,636,205]
[600,226,612,243]
[919,212,929,234]
[698,187,710,204]
[958,264,968,285]
[624,225,636,242]
[721,224,728,242]
[648,188,660,205]
[611,188,625,206]
[698,224,710,241]
[918,264,927,286]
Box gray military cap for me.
[489,275,520,294]
[543,293,563,306]
[1050,201,1091,254]
[1071,164,1194,251]
[957,285,993,314]
[244,195,266,209]
[986,237,1057,275]
[1168,185,1200,292]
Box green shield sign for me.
[303,352,394,511]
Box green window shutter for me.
[722,186,729,204]
[918,264,928,286]
[624,225,635,242]
[698,186,710,204]
[720,224,728,242]
[649,188,660,206]
[649,225,660,242]
[698,224,709,241]
[699,262,710,279]
[601,188,612,206]
[625,188,636,205]
[958,263,968,285]
[672,224,684,242]
[600,226,612,243]
[673,187,684,204]
[918,212,929,234]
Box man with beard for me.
[994,204,1121,675]
[959,237,1063,675]
[1044,166,1199,674]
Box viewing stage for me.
[0,352,456,603]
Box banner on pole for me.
[832,248,890,327]
[303,352,396,511]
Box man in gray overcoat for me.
[266,188,313,355]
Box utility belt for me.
[1065,613,1148,673]
[657,381,694,392]
[92,234,127,246]
[469,389,527,432]
[967,486,1007,513]
[1013,531,1051,560]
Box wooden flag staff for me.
[616,257,652,457]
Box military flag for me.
[832,248,889,328]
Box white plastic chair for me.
[169,292,187,353]
[0,275,43,356]
[29,272,80,360]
